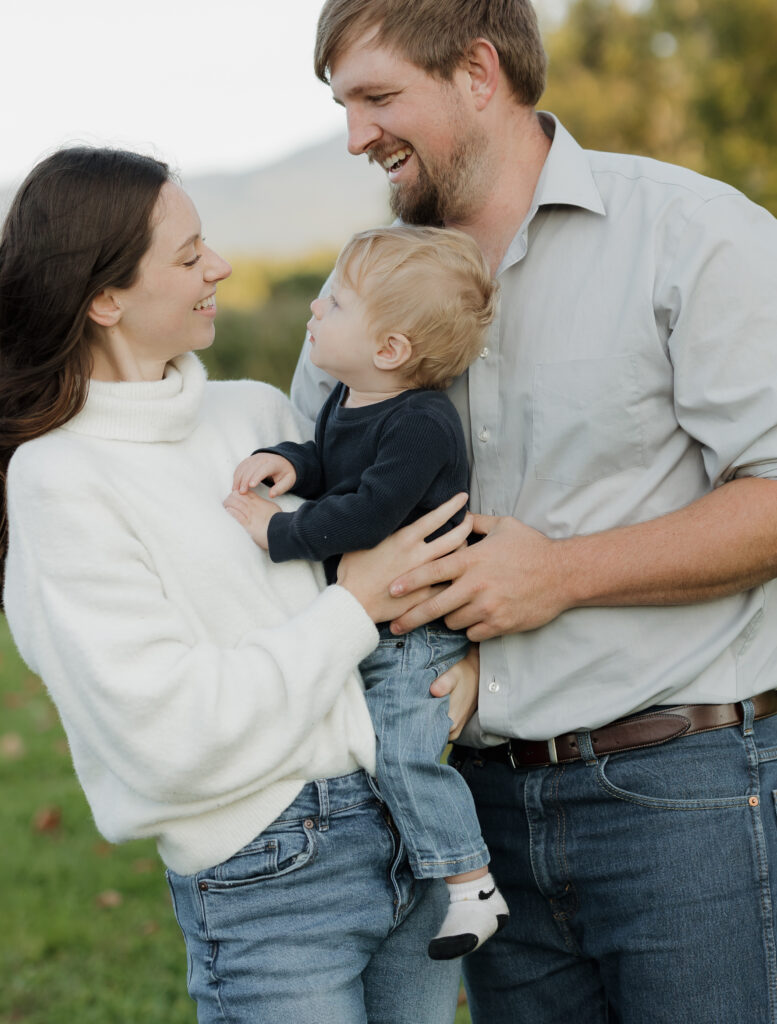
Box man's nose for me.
[346,107,382,156]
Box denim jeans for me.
[166,771,460,1023]
[452,701,777,1024]
[360,624,490,879]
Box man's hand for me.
[389,513,570,641]
[223,490,282,549]
[233,453,297,497]
[431,644,480,740]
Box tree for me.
[542,0,777,213]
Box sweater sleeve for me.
[3,448,377,808]
[254,440,326,498]
[266,408,459,562]
[252,384,339,497]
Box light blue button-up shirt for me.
[291,114,777,741]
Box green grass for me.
[0,615,471,1023]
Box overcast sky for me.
[2,0,349,190]
[3,1,571,193]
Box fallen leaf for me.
[132,858,157,874]
[96,890,123,909]
[32,806,62,833]
[0,733,25,760]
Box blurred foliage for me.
[202,256,333,391]
[543,0,777,213]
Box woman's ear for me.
[87,290,122,328]
[374,332,412,372]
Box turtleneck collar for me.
[62,352,207,443]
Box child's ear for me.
[87,290,123,328]
[374,332,412,371]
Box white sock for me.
[427,872,509,961]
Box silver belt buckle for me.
[547,737,559,764]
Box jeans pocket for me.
[204,821,316,889]
[594,745,752,810]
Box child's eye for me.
[329,294,338,308]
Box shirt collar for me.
[498,112,606,275]
[534,112,606,216]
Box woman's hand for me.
[431,644,479,740]
[337,493,471,623]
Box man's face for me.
[329,33,488,225]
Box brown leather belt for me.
[455,690,777,770]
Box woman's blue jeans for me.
[166,771,460,1023]
[453,701,777,1024]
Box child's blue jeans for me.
[360,623,491,879]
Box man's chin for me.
[389,184,443,227]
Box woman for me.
[0,148,471,1023]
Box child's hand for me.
[223,490,281,549]
[232,453,297,496]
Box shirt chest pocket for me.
[532,355,646,486]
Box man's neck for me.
[447,109,552,275]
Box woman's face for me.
[110,182,231,366]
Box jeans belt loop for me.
[742,698,756,736]
[314,778,330,832]
[547,737,559,764]
[576,730,597,765]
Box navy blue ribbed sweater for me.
[261,382,468,583]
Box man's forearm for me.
[389,476,777,640]
[559,476,777,609]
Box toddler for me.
[227,225,507,960]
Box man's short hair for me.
[335,225,497,391]
[315,0,547,106]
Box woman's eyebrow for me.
[175,233,200,252]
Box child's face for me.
[306,279,380,386]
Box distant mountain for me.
[0,135,393,258]
[183,134,393,257]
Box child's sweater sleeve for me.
[253,385,338,497]
[266,408,460,563]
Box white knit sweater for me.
[4,354,378,874]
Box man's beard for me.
[388,126,488,226]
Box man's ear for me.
[466,38,500,110]
[87,290,123,328]
[374,332,412,372]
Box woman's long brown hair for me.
[0,148,170,603]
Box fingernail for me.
[389,584,403,596]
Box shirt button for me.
[478,427,490,442]
[488,680,500,693]
[479,346,489,359]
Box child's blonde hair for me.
[334,225,497,390]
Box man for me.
[292,2,777,1021]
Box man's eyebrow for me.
[332,83,393,104]
[176,233,200,253]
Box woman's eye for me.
[183,254,202,268]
